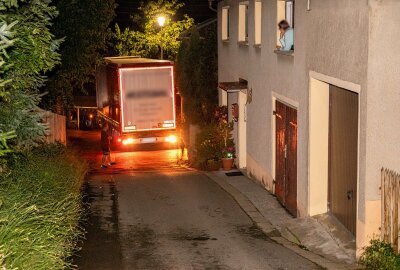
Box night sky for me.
[115,0,216,29]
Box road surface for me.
[71,131,321,270]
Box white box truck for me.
[96,56,178,146]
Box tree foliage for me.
[114,0,194,60]
[0,14,17,165]
[0,0,61,151]
[43,0,116,111]
[176,23,218,125]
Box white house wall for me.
[361,0,400,252]
[217,0,395,252]
[218,0,369,216]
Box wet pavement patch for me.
[170,228,217,242]
[126,225,157,250]
[121,224,165,269]
[265,229,282,238]
[74,180,123,269]
[237,224,272,241]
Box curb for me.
[205,171,361,270]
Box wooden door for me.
[275,100,298,217]
[328,85,358,235]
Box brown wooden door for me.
[275,100,298,217]
[328,85,358,235]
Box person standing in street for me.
[101,122,112,169]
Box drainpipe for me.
[307,0,311,11]
[208,0,217,12]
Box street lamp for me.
[157,16,166,27]
[157,16,166,60]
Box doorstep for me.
[205,170,361,270]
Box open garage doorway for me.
[309,74,360,236]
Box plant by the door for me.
[195,106,235,171]
[222,146,235,171]
[218,106,235,171]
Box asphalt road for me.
[71,131,321,270]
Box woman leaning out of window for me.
[277,20,294,51]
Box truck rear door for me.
[119,66,175,133]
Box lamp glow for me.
[157,16,166,27]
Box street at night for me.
[2,0,400,269]
[71,131,320,270]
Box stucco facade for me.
[217,0,400,254]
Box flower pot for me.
[222,158,234,171]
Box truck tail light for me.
[165,135,178,143]
[122,138,135,145]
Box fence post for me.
[381,168,400,254]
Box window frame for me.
[222,6,230,41]
[254,0,262,46]
[285,0,294,28]
[238,1,249,43]
[276,0,295,50]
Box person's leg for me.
[101,151,108,168]
[106,153,112,165]
[107,150,111,165]
[108,149,116,165]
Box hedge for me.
[0,144,87,269]
[359,239,400,270]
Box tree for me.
[114,0,194,60]
[0,19,16,162]
[43,0,116,111]
[176,23,218,125]
[0,0,61,151]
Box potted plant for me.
[195,106,236,171]
[216,106,235,171]
[222,146,235,171]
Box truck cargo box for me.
[96,56,178,146]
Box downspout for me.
[208,0,217,12]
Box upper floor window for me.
[254,1,262,45]
[277,0,294,51]
[238,1,249,42]
[222,6,230,41]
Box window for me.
[277,0,294,50]
[254,1,262,45]
[285,1,294,27]
[238,1,249,42]
[222,7,230,41]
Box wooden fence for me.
[381,168,400,253]
[43,111,66,145]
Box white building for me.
[217,0,400,255]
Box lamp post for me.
[157,16,166,60]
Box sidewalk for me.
[205,170,361,270]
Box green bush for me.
[194,106,235,170]
[195,123,224,167]
[359,239,400,270]
[0,144,87,269]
